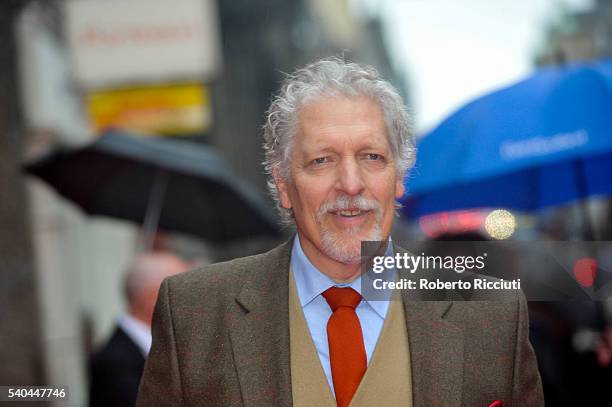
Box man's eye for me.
[312,157,328,165]
[366,153,383,161]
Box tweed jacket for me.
[136,239,544,407]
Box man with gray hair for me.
[90,252,188,407]
[137,58,543,407]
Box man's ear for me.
[273,169,293,209]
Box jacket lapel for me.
[229,240,294,407]
[402,294,464,407]
[391,243,464,406]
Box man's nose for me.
[336,157,365,196]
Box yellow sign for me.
[86,84,211,136]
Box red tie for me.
[323,287,367,407]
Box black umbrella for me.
[24,131,280,247]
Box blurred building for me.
[0,0,45,389]
[535,0,612,65]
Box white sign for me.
[500,130,589,161]
[65,0,222,88]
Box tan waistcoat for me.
[289,273,413,407]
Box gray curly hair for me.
[262,57,415,224]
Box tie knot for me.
[322,287,362,311]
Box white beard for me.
[318,195,383,265]
[320,222,382,264]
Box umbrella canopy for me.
[402,59,612,218]
[24,131,280,244]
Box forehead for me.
[296,95,388,149]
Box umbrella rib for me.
[138,169,169,252]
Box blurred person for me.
[90,252,189,407]
[187,255,212,270]
[137,58,544,406]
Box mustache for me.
[318,195,381,216]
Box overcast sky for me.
[358,0,595,134]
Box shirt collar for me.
[118,313,152,356]
[290,234,393,318]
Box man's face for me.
[275,95,405,268]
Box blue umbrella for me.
[402,59,612,220]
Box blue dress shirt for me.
[290,235,393,396]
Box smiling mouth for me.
[332,209,370,217]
